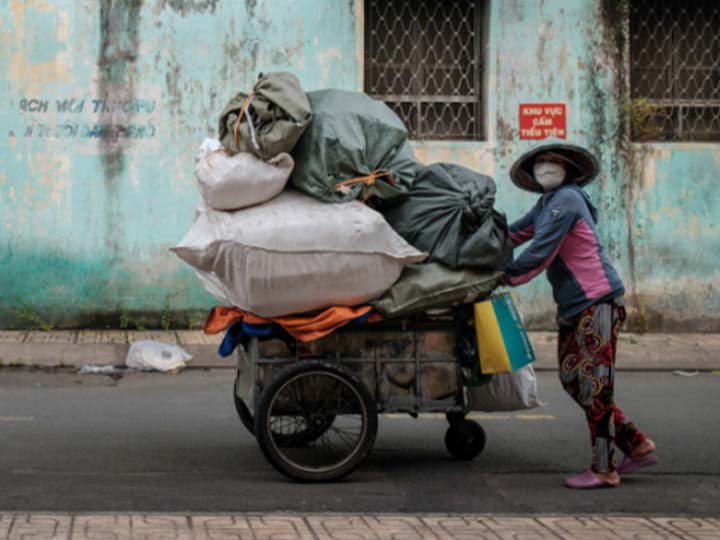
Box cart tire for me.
[234,369,336,446]
[254,360,377,482]
[445,419,486,460]
[233,373,256,435]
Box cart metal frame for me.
[233,318,487,481]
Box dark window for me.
[630,1,720,141]
[364,0,486,140]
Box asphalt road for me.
[1,369,718,515]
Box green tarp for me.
[381,162,513,270]
[290,89,418,203]
[218,72,312,160]
[370,262,501,319]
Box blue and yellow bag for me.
[474,292,535,374]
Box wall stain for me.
[599,0,640,326]
[245,0,258,20]
[165,60,182,113]
[98,0,142,276]
[535,20,551,70]
[160,0,219,16]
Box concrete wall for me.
[1,0,717,331]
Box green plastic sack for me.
[381,163,513,270]
[370,262,502,319]
[290,89,418,203]
[218,72,312,159]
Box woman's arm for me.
[503,193,580,286]
[508,208,536,248]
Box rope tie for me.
[205,147,229,169]
[335,170,394,200]
[232,92,254,148]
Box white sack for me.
[171,190,427,317]
[125,341,192,372]
[195,138,293,210]
[467,364,540,412]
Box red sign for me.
[518,103,566,139]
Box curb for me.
[1,331,719,371]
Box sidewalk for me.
[1,513,718,539]
[1,330,719,371]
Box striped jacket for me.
[503,184,624,318]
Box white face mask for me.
[533,162,566,191]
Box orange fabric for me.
[204,305,381,342]
[204,306,246,335]
[232,92,254,147]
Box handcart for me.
[233,313,492,482]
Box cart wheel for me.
[233,372,256,435]
[234,370,336,446]
[254,360,377,482]
[445,419,486,460]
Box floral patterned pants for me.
[558,300,647,473]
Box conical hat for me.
[509,138,600,193]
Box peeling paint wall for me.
[0,0,718,331]
[0,0,359,328]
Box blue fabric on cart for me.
[218,321,280,357]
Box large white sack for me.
[171,190,427,317]
[195,138,293,210]
[467,364,540,412]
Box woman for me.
[502,139,656,488]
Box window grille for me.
[364,0,485,140]
[630,0,720,141]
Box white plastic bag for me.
[194,138,293,210]
[171,190,426,317]
[467,364,540,412]
[124,341,192,372]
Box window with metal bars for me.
[363,0,486,140]
[630,0,720,141]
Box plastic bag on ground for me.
[290,89,419,203]
[370,262,501,319]
[381,162,513,270]
[218,71,312,159]
[125,341,192,372]
[466,364,540,412]
[171,190,426,317]
[194,138,293,211]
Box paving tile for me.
[193,515,313,540]
[0,331,27,343]
[3,515,71,540]
[24,331,77,344]
[176,331,223,346]
[651,517,720,539]
[587,517,678,540]
[307,515,436,540]
[72,515,132,540]
[0,516,12,538]
[127,331,179,344]
[479,517,562,539]
[76,330,127,344]
[537,517,623,539]
[422,516,507,540]
[131,515,193,540]
[72,515,194,540]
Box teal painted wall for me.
[1,0,717,331]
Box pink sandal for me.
[617,454,657,475]
[565,470,619,489]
